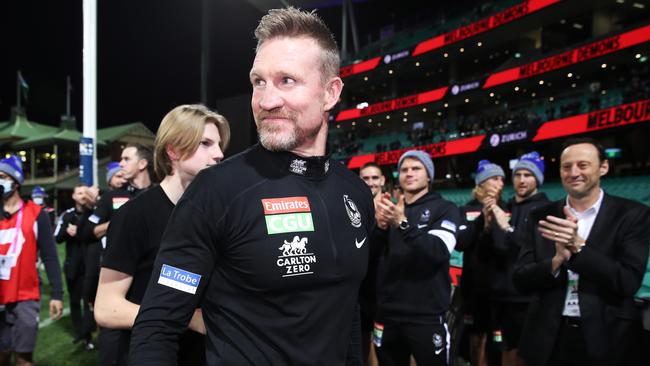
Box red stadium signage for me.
[347,135,485,169]
[484,24,650,88]
[411,0,561,56]
[533,99,650,141]
[335,87,448,122]
[339,0,561,77]
[340,57,382,78]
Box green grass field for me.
[35,243,99,365]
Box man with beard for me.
[129,7,375,366]
[485,152,550,366]
[513,138,650,366]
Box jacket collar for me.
[256,144,331,180]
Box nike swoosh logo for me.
[417,224,428,229]
[435,348,444,355]
[355,237,366,249]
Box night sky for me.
[2,0,461,134]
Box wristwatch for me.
[398,218,410,230]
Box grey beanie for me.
[513,151,545,185]
[475,159,505,185]
[398,150,434,181]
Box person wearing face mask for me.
[31,186,56,228]
[0,155,64,366]
[94,104,230,366]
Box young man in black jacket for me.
[513,138,650,366]
[486,152,550,366]
[374,150,461,366]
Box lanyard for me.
[7,203,24,256]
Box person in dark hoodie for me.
[373,150,461,366]
[486,152,550,366]
[455,160,505,366]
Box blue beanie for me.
[106,161,121,183]
[398,150,435,181]
[32,185,47,198]
[0,155,24,184]
[513,151,545,185]
[475,160,505,185]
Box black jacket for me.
[129,144,375,366]
[54,207,86,279]
[513,193,650,366]
[456,200,493,305]
[375,191,461,324]
[488,192,549,302]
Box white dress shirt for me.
[562,189,604,317]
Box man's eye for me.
[252,78,265,87]
[282,77,295,85]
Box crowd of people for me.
[0,7,648,366]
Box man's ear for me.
[323,77,343,112]
[599,159,609,177]
[138,156,149,171]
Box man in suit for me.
[513,137,650,366]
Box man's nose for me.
[257,85,283,111]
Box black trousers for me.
[99,328,129,366]
[547,317,588,366]
[82,242,101,304]
[375,321,449,366]
[66,273,95,340]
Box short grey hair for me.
[254,7,340,82]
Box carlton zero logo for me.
[276,235,317,277]
[262,196,315,235]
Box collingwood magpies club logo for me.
[343,195,362,228]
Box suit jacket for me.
[513,193,650,366]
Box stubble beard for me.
[256,111,320,152]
